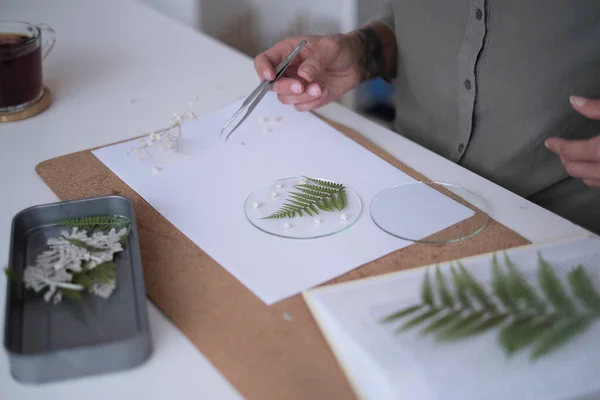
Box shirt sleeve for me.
[368,1,394,31]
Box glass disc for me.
[369,181,490,244]
[244,177,362,239]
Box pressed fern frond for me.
[58,215,131,230]
[381,253,600,360]
[263,177,348,219]
[58,215,131,244]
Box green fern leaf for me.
[450,264,473,309]
[435,311,486,341]
[504,253,546,313]
[338,190,348,210]
[58,215,130,231]
[435,266,454,308]
[397,309,441,332]
[58,288,83,300]
[422,269,435,307]
[304,176,344,190]
[4,267,23,284]
[88,262,117,284]
[530,317,593,360]
[420,311,462,334]
[568,265,600,313]
[537,253,575,313]
[499,315,559,355]
[491,253,516,311]
[264,177,348,220]
[72,272,94,290]
[462,314,509,337]
[384,252,600,360]
[458,263,496,311]
[381,305,424,323]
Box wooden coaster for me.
[0,86,52,123]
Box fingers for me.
[294,90,330,112]
[297,37,340,81]
[272,77,304,95]
[277,83,325,105]
[583,179,600,188]
[545,136,600,162]
[562,160,600,181]
[254,40,295,81]
[570,96,600,120]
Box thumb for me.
[297,40,338,82]
[570,96,600,120]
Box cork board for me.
[35,119,530,400]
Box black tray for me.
[4,195,152,384]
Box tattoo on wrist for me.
[352,26,389,82]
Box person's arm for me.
[347,4,398,83]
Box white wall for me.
[138,0,356,55]
[136,0,387,110]
[139,0,200,29]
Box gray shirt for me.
[373,1,600,235]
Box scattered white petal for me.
[283,312,293,321]
[152,166,162,175]
[270,192,278,198]
[252,202,260,208]
[313,218,321,224]
[298,179,307,185]
[340,213,349,221]
[275,183,283,189]
[283,223,291,229]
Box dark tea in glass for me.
[0,21,56,113]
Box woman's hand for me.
[253,22,397,111]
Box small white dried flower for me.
[340,213,349,221]
[252,202,260,208]
[283,223,291,229]
[275,183,282,189]
[270,192,278,198]
[313,218,321,224]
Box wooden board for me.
[35,119,530,400]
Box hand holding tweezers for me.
[220,40,307,141]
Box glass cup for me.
[0,21,56,113]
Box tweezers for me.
[220,39,307,141]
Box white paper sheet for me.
[92,92,474,304]
[304,235,600,400]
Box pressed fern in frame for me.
[381,253,600,360]
[263,176,348,219]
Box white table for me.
[0,0,588,399]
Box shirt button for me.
[475,9,483,20]
[464,79,472,90]
[458,143,465,153]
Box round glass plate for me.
[369,181,490,244]
[244,177,362,239]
